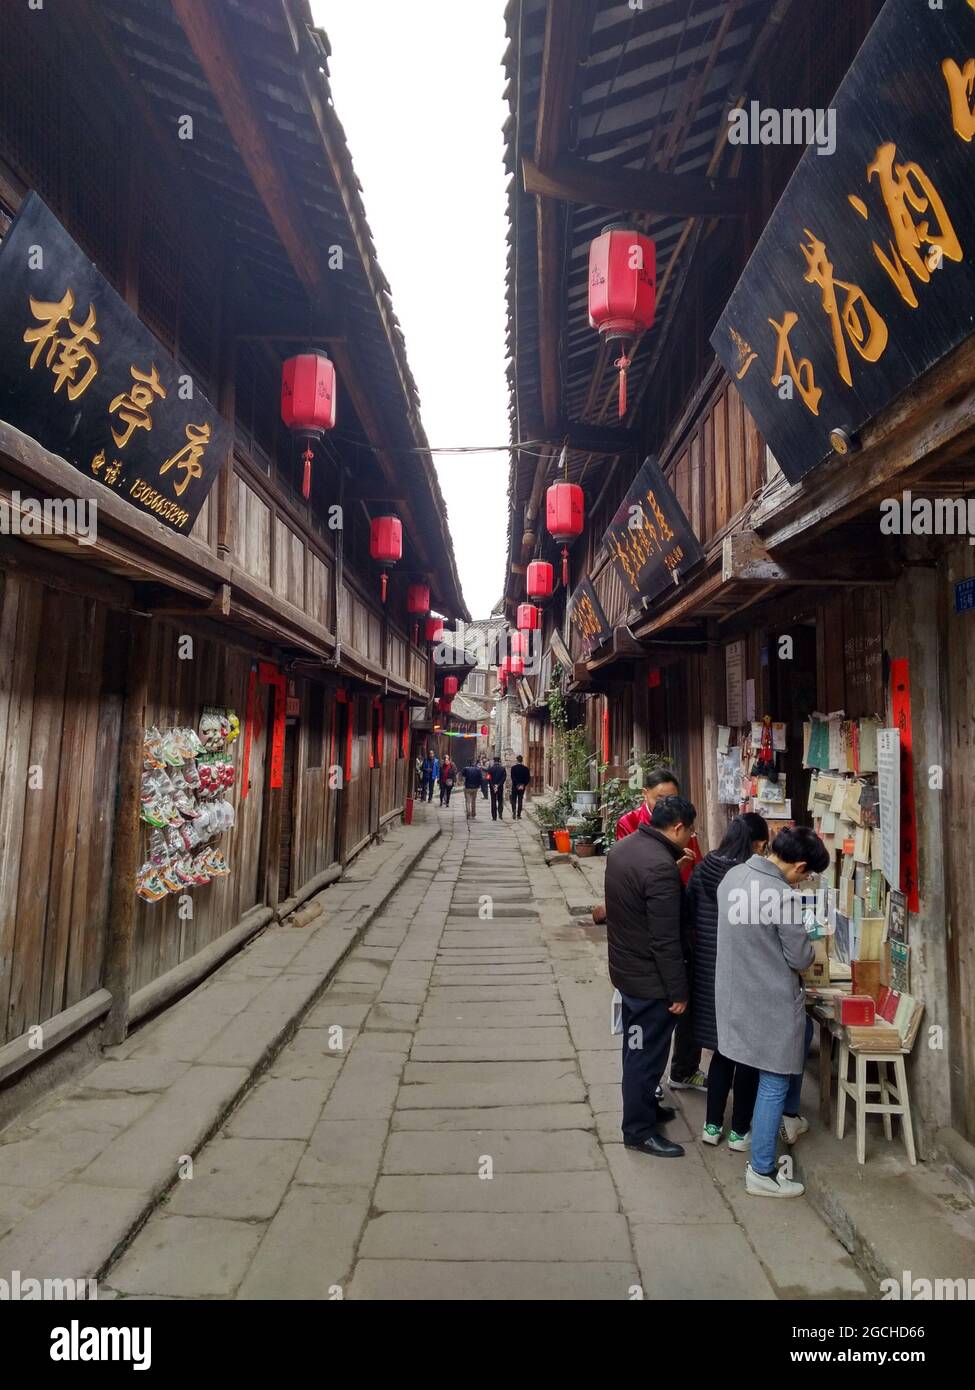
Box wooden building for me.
[503,0,975,1164]
[0,0,466,1102]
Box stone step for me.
[448,904,539,919]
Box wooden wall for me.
[0,572,123,1045]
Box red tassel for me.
[615,352,631,419]
[562,546,569,587]
[381,571,388,604]
[301,446,313,500]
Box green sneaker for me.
[701,1123,722,1146]
[670,1070,707,1091]
[728,1130,751,1152]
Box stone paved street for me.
[98,801,872,1301]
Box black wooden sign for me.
[601,455,704,602]
[711,0,975,484]
[0,192,230,532]
[567,575,612,658]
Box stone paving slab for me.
[358,1211,632,1262]
[108,1214,264,1299]
[347,1259,639,1300]
[224,1077,329,1141]
[164,1137,304,1220]
[390,1102,594,1131]
[294,1119,388,1188]
[411,1043,576,1063]
[383,1128,603,1174]
[237,1186,370,1300]
[396,1076,587,1109]
[373,1170,619,1213]
[629,1221,777,1301]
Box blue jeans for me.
[751,1014,814,1176]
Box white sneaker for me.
[780,1114,809,1145]
[727,1130,751,1152]
[745,1163,805,1198]
[701,1123,722,1145]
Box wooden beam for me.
[523,155,747,218]
[170,0,325,301]
[531,0,594,433]
[560,421,641,454]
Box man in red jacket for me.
[610,768,706,1091]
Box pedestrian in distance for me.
[688,812,769,1153]
[605,794,698,1158]
[488,755,507,820]
[609,767,706,1093]
[427,751,440,802]
[438,755,456,807]
[716,824,829,1198]
[462,759,483,818]
[509,754,530,818]
[480,755,490,799]
[420,752,435,803]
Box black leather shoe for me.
[655,1105,677,1123]
[624,1131,685,1158]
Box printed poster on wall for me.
[877,727,901,894]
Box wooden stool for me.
[835,1039,917,1166]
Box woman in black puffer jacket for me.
[688,813,769,1149]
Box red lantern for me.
[588,223,656,417]
[480,724,488,736]
[424,617,444,644]
[407,582,430,643]
[369,516,403,603]
[510,631,528,658]
[499,656,512,677]
[443,676,459,698]
[546,482,584,587]
[517,603,541,631]
[526,560,554,601]
[281,351,336,500]
[509,656,525,676]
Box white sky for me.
[315,0,511,620]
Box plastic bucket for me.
[553,830,571,853]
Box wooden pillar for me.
[699,621,728,855]
[103,613,150,1044]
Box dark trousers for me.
[490,784,506,819]
[510,785,525,818]
[481,780,489,799]
[620,992,678,1143]
[422,777,435,802]
[705,1049,760,1133]
[671,1008,703,1080]
[439,783,453,805]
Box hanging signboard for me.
[567,576,612,658]
[877,727,901,895]
[711,0,975,483]
[725,639,745,727]
[601,455,703,603]
[0,192,230,532]
[891,657,920,911]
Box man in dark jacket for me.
[462,761,483,819]
[488,756,507,821]
[605,795,697,1158]
[509,755,530,818]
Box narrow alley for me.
[84,803,870,1301]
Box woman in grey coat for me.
[715,825,829,1198]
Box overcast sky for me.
[316,0,511,620]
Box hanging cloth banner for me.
[258,662,287,791]
[240,664,257,802]
[890,657,919,911]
